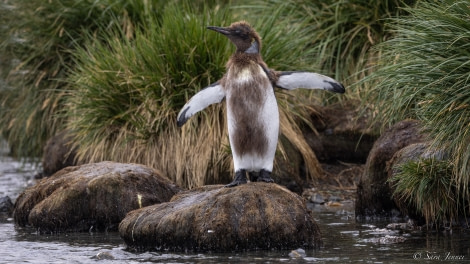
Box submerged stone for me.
[0,196,13,214]
[13,161,182,232]
[119,183,322,252]
[289,248,306,258]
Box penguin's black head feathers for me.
[207,21,261,53]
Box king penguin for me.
[177,21,345,187]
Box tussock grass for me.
[390,159,459,227]
[244,0,415,103]
[0,0,168,158]
[66,2,232,188]
[366,0,470,220]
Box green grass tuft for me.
[0,0,169,158]
[244,0,415,103]
[65,2,233,188]
[390,158,460,227]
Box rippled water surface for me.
[1,142,469,263]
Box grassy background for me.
[0,0,168,158]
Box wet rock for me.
[386,221,416,231]
[303,187,355,208]
[366,235,407,244]
[310,193,325,204]
[356,120,426,218]
[305,101,378,164]
[289,248,306,258]
[381,235,407,244]
[0,196,13,214]
[329,195,342,202]
[273,136,307,194]
[92,251,115,260]
[325,201,343,207]
[119,183,322,252]
[14,161,183,233]
[40,130,80,178]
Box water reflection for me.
[0,143,469,263]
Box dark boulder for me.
[119,183,322,252]
[274,101,377,193]
[40,130,80,178]
[0,196,13,215]
[355,120,426,218]
[305,101,378,164]
[14,161,183,232]
[273,135,308,194]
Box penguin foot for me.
[248,171,258,182]
[225,170,247,187]
[257,169,274,183]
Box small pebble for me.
[386,223,408,230]
[329,195,342,202]
[93,251,115,260]
[289,248,306,258]
[379,235,406,244]
[310,194,325,204]
[325,201,342,207]
[0,196,13,213]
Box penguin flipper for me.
[177,82,225,127]
[275,71,345,93]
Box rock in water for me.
[13,161,183,232]
[0,196,13,215]
[355,120,425,218]
[119,183,322,252]
[289,248,306,258]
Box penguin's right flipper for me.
[177,82,225,127]
[275,71,345,93]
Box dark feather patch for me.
[324,80,345,93]
[177,107,190,127]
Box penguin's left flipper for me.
[275,71,345,94]
[177,81,226,127]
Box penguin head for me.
[207,21,261,54]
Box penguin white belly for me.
[226,65,279,172]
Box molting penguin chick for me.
[177,21,345,187]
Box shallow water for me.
[1,143,469,263]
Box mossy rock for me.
[119,183,321,252]
[13,161,183,232]
[355,119,426,218]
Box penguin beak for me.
[207,26,232,36]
